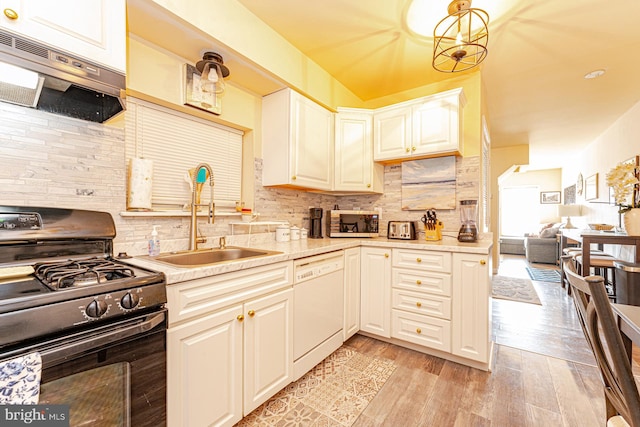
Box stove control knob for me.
[120,292,140,310]
[86,299,108,318]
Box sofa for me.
[524,224,560,264]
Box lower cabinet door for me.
[243,288,294,415]
[167,304,243,427]
[391,309,451,352]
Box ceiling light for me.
[432,0,489,73]
[584,69,605,79]
[195,52,230,95]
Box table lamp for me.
[558,204,581,229]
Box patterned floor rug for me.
[526,266,561,283]
[237,345,396,426]
[492,275,542,305]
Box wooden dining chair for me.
[562,256,640,427]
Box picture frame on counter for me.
[183,63,222,115]
[540,191,561,204]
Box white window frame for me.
[125,97,243,212]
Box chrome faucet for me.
[189,163,215,251]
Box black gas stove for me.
[0,206,166,350]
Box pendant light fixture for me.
[195,52,230,95]
[433,0,489,73]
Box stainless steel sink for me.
[145,247,282,267]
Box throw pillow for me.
[540,227,559,238]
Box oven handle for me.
[40,311,166,367]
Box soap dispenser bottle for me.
[149,225,161,256]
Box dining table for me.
[561,229,640,276]
[611,303,640,361]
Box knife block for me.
[424,221,443,241]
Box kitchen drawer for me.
[392,249,452,273]
[391,289,451,320]
[392,268,451,297]
[391,309,451,352]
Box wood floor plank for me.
[416,362,472,426]
[521,350,561,413]
[489,348,527,427]
[546,356,602,427]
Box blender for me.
[457,200,478,242]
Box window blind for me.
[125,98,243,210]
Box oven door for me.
[1,309,167,427]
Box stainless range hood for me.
[0,28,125,123]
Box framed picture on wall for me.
[540,191,561,204]
[585,173,598,201]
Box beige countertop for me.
[125,236,493,285]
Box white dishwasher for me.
[293,251,344,380]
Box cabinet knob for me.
[3,8,18,20]
[367,183,371,188]
[416,302,422,308]
[292,176,297,180]
[405,147,410,153]
[248,310,255,317]
[480,259,486,265]
[411,146,416,152]
[416,280,422,285]
[237,314,244,322]
[416,328,422,334]
[416,258,422,263]
[384,253,389,258]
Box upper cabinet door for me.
[262,88,334,191]
[0,0,126,72]
[412,88,466,157]
[373,105,412,161]
[335,108,383,193]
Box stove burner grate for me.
[34,258,136,290]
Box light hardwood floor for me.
[349,255,639,427]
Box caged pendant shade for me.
[195,52,230,95]
[433,0,489,73]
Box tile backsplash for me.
[1,102,480,256]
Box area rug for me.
[492,275,542,305]
[526,266,561,283]
[236,345,396,426]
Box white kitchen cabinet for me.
[166,261,293,427]
[373,104,412,161]
[0,0,126,72]
[390,248,452,352]
[167,304,243,427]
[343,247,361,340]
[452,252,491,363]
[373,88,466,162]
[243,288,294,415]
[360,246,391,337]
[262,88,334,191]
[334,108,383,193]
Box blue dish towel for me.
[0,352,42,404]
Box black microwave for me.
[326,210,379,237]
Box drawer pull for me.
[416,280,422,285]
[237,314,244,322]
[248,310,255,317]
[416,258,422,263]
[385,253,389,258]
[3,8,18,20]
[416,328,422,334]
[480,259,486,265]
[416,302,422,308]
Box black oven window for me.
[40,363,131,426]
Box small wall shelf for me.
[229,221,288,235]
